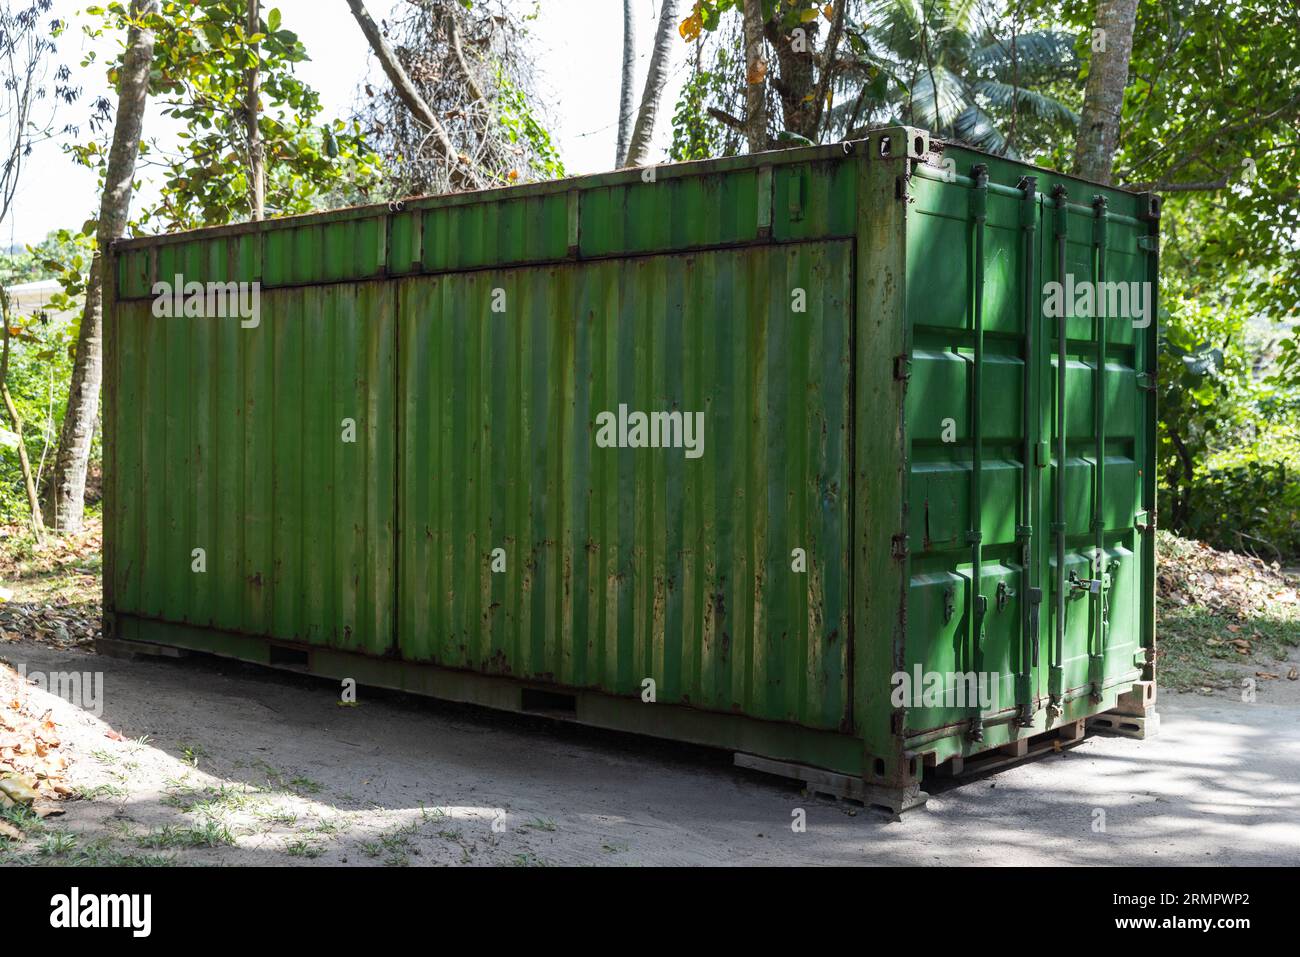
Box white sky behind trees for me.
[8,0,691,246]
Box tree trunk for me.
[246,0,264,220]
[1073,0,1138,184]
[624,0,680,168]
[764,15,818,140]
[46,0,158,534]
[345,0,481,190]
[741,0,769,152]
[615,0,636,167]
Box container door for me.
[1042,192,1148,709]
[905,175,1039,735]
[109,284,397,656]
[397,241,854,730]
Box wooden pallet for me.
[928,719,1087,781]
[733,752,928,815]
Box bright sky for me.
[7,0,691,248]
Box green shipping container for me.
[104,127,1158,812]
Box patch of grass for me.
[67,836,178,867]
[288,776,323,796]
[77,782,129,800]
[0,803,42,834]
[163,782,257,816]
[286,839,324,859]
[363,823,420,866]
[1158,605,1300,691]
[177,742,207,767]
[254,761,324,797]
[524,817,557,832]
[255,806,299,827]
[136,819,236,849]
[1156,531,1300,691]
[307,816,344,836]
[38,831,78,857]
[512,852,545,867]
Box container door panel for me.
[905,173,1039,735]
[109,285,397,656]
[1042,195,1147,706]
[397,242,854,730]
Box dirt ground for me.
[0,635,1296,867]
[1,520,1298,866]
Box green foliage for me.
[670,48,742,161]
[492,69,565,182]
[1155,272,1300,559]
[673,0,1080,158]
[0,234,86,524]
[77,1,385,230]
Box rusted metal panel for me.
[108,285,396,655]
[396,242,853,730]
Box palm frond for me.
[910,64,970,130]
[973,79,1079,125]
[952,104,1014,157]
[970,31,1078,79]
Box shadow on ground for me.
[2,637,1297,866]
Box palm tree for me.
[835,0,1079,158]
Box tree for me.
[245,0,264,219]
[616,0,636,166]
[352,0,563,197]
[675,0,1079,158]
[46,0,157,534]
[1072,0,1137,183]
[624,0,682,167]
[0,0,80,539]
[740,0,768,151]
[346,0,478,191]
[97,0,384,230]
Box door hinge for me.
[1137,372,1157,391]
[893,355,911,381]
[1138,235,1159,252]
[1135,509,1155,533]
[891,534,909,560]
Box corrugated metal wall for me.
[109,284,396,655]
[397,242,853,729]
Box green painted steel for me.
[395,244,852,729]
[104,128,1158,794]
